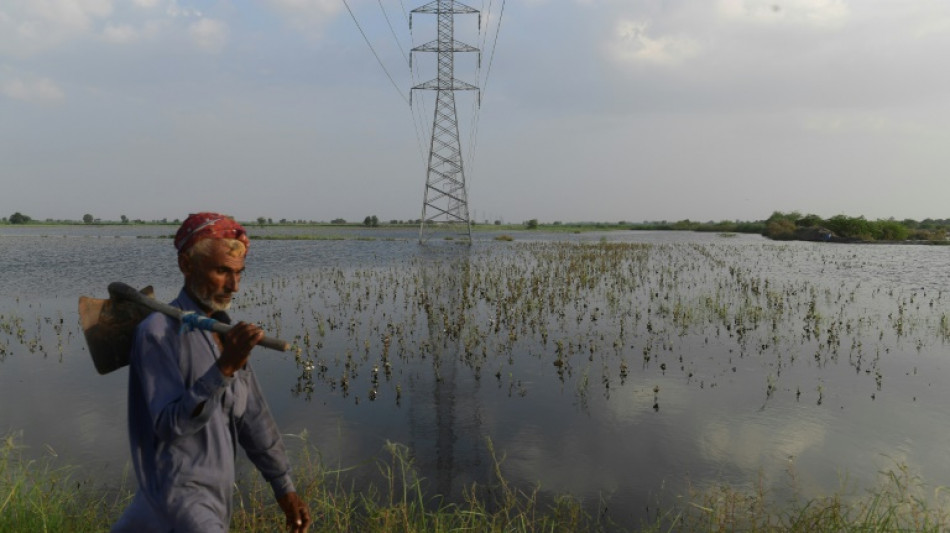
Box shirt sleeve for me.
[132,316,233,441]
[235,365,296,499]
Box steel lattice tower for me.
[411,0,480,243]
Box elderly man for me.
[112,212,311,532]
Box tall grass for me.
[0,432,131,533]
[664,462,950,533]
[3,431,949,532]
[232,438,602,532]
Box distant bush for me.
[762,211,933,243]
[765,219,797,240]
[911,228,947,241]
[671,219,699,231]
[8,212,31,224]
[825,214,873,241]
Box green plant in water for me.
[939,313,950,341]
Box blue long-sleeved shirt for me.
[112,289,295,532]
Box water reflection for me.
[5,227,950,529]
[410,245,482,500]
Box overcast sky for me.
[3,0,950,224]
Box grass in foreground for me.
[3,431,949,532]
[0,432,127,532]
[668,464,950,532]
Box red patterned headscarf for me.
[174,212,249,255]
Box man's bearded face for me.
[182,239,245,313]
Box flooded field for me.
[2,225,950,528]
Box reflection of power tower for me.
[408,248,485,501]
[411,1,480,244]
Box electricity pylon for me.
[410,0,480,244]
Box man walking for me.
[112,212,311,532]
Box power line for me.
[464,0,491,178]
[341,0,410,105]
[371,0,431,165]
[402,1,434,167]
[482,0,506,96]
[378,0,410,66]
[466,0,506,181]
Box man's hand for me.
[216,322,264,377]
[277,492,311,533]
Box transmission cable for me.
[341,0,410,105]
[405,7,435,166]
[378,0,432,165]
[463,0,490,182]
[378,0,411,66]
[466,0,506,181]
[481,0,506,96]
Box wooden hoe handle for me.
[107,282,290,352]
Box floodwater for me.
[2,225,950,529]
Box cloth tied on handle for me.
[179,312,219,333]
[174,212,249,255]
[179,310,247,417]
[178,310,232,335]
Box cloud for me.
[914,14,950,39]
[608,19,702,66]
[101,22,137,43]
[2,77,65,104]
[166,0,201,19]
[0,1,217,55]
[188,17,227,53]
[99,19,162,44]
[0,0,114,56]
[698,414,828,476]
[263,0,342,34]
[718,0,850,28]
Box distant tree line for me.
[3,211,948,243]
[626,219,766,233]
[762,211,948,242]
[2,212,178,225]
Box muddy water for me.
[2,225,950,529]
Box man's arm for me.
[278,492,311,533]
[235,364,297,494]
[132,315,233,440]
[216,321,263,377]
[231,343,312,530]
[187,321,264,418]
